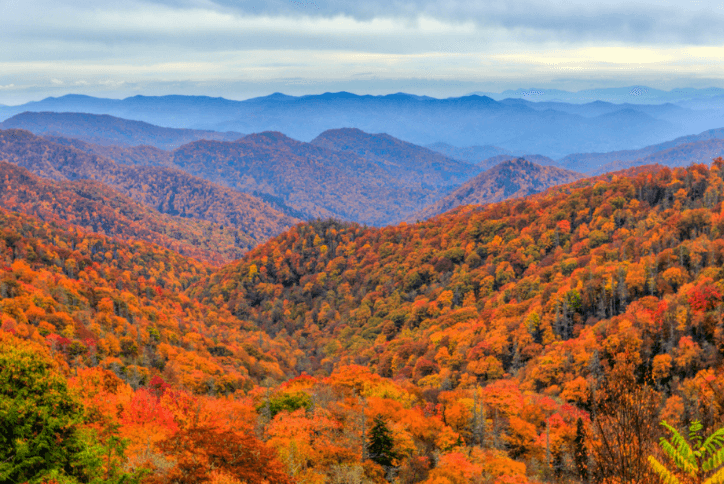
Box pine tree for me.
[367,415,397,468]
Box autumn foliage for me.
[4,151,724,482]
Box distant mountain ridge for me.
[425,142,518,165]
[473,86,724,104]
[0,92,705,158]
[558,127,724,173]
[0,111,243,149]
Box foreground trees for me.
[649,420,724,484]
[0,333,140,484]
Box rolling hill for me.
[0,129,299,251]
[310,128,480,188]
[412,158,582,220]
[4,142,724,482]
[0,162,242,264]
[170,131,448,225]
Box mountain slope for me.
[171,131,445,225]
[0,112,243,150]
[589,139,724,175]
[558,127,724,173]
[412,158,582,220]
[44,135,174,167]
[0,129,299,249]
[192,161,724,392]
[0,162,241,264]
[0,206,297,392]
[310,128,480,188]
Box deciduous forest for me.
[4,146,724,482]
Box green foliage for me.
[367,415,397,468]
[0,335,89,483]
[649,420,724,484]
[0,334,144,484]
[261,391,313,418]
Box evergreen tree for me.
[0,334,91,483]
[367,415,397,468]
[0,334,140,484]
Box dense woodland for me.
[171,132,456,224]
[0,129,299,254]
[4,150,724,483]
[310,128,478,189]
[0,162,249,264]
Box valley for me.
[3,95,724,484]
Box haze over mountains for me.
[555,127,724,174]
[0,113,484,225]
[3,102,724,235]
[0,101,724,233]
[411,159,582,220]
[0,111,242,150]
[4,89,724,158]
[475,85,724,104]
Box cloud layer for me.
[2,0,724,103]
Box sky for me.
[2,0,724,104]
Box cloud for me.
[5,0,724,49]
[2,0,724,103]
[135,0,724,45]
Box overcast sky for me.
[2,0,724,103]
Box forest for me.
[4,159,724,483]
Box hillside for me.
[45,135,175,167]
[310,128,480,188]
[188,161,724,480]
[412,158,582,220]
[0,129,299,249]
[7,159,724,482]
[195,161,723,387]
[0,111,243,149]
[0,162,245,264]
[0,207,297,388]
[171,131,445,225]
